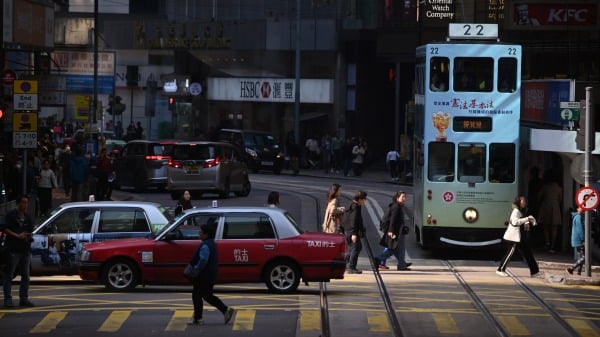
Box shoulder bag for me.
[183,263,201,281]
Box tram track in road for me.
[444,260,583,337]
[256,178,403,337]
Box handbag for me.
[401,225,410,235]
[502,222,521,243]
[379,232,388,247]
[183,263,201,281]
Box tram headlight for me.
[463,207,478,223]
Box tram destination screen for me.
[453,116,492,132]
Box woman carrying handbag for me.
[497,195,542,278]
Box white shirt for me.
[386,150,400,162]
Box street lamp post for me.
[294,0,301,144]
[92,0,98,141]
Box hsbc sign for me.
[240,81,283,100]
[209,77,334,104]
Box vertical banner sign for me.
[75,95,91,121]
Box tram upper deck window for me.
[430,57,449,92]
[428,142,455,182]
[489,143,515,183]
[458,143,486,183]
[498,58,517,93]
[453,57,493,92]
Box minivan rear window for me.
[172,145,216,160]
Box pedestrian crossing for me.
[2,308,598,336]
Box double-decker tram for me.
[413,24,522,250]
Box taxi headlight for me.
[80,250,90,262]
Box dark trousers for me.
[498,240,539,275]
[378,235,409,268]
[571,246,585,274]
[192,281,227,320]
[3,252,31,301]
[346,236,363,269]
[96,174,110,201]
[38,187,53,216]
[388,160,398,179]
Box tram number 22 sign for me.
[575,186,600,211]
[13,132,38,149]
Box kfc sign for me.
[509,2,598,29]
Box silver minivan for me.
[113,140,178,191]
[166,141,251,200]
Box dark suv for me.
[218,129,283,174]
[113,140,178,191]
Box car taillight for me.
[146,155,170,161]
[169,159,183,168]
[203,156,221,168]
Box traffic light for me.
[168,97,175,112]
[576,101,594,151]
[0,106,4,120]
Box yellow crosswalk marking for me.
[368,312,391,332]
[97,310,131,332]
[166,310,194,331]
[232,309,255,331]
[498,316,529,336]
[567,319,600,337]
[432,313,460,334]
[30,311,67,333]
[299,310,320,331]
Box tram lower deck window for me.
[428,142,455,182]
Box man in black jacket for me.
[343,190,368,274]
[2,195,35,307]
[188,223,235,325]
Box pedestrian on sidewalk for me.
[37,159,58,217]
[386,148,400,181]
[1,195,35,307]
[567,207,585,275]
[69,146,90,202]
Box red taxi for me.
[79,206,347,293]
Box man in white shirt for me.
[386,149,400,180]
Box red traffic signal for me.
[168,97,175,112]
[0,108,4,119]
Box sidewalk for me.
[285,161,600,285]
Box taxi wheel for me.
[102,258,139,291]
[264,260,300,294]
[234,178,251,197]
